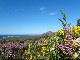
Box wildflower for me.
[57,25,72,55]
[36,52,40,57]
[74,26,78,30]
[28,43,32,51]
[50,47,55,51]
[78,50,80,53]
[58,29,65,35]
[78,48,80,53]
[78,26,80,30]
[64,39,66,41]
[52,48,55,50]
[42,52,45,56]
[41,47,46,56]
[42,40,47,46]
[75,30,79,35]
[73,52,79,58]
[41,47,46,51]
[29,54,33,60]
[76,37,80,45]
[70,28,73,32]
[23,50,27,56]
[51,36,57,40]
[79,48,80,50]
[70,26,80,36]
[72,39,76,46]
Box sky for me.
[0,0,80,35]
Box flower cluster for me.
[57,29,65,36]
[57,25,72,55]
[70,26,80,37]
[0,41,28,59]
[0,10,80,60]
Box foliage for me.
[0,10,80,60]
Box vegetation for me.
[0,10,80,60]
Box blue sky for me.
[0,0,80,34]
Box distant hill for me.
[42,31,55,37]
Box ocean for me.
[0,35,30,38]
[0,34,41,38]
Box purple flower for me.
[57,25,72,55]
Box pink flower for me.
[57,25,72,55]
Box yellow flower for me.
[70,26,80,36]
[78,26,80,31]
[42,47,46,51]
[28,43,32,51]
[75,30,79,35]
[29,54,33,60]
[78,48,80,53]
[72,39,76,46]
[78,26,80,29]
[58,29,65,36]
[41,47,46,56]
[70,28,73,32]
[74,26,78,30]
[51,36,57,40]
[64,39,66,41]
[78,48,80,50]
[42,52,45,56]
[23,50,27,56]
[42,40,47,46]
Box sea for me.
[0,35,30,38]
[0,34,41,39]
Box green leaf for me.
[68,23,71,27]
[60,10,64,15]
[63,13,66,21]
[58,18,65,26]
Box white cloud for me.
[49,12,56,16]
[40,7,45,10]
[41,11,47,13]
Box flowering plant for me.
[0,10,80,60]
